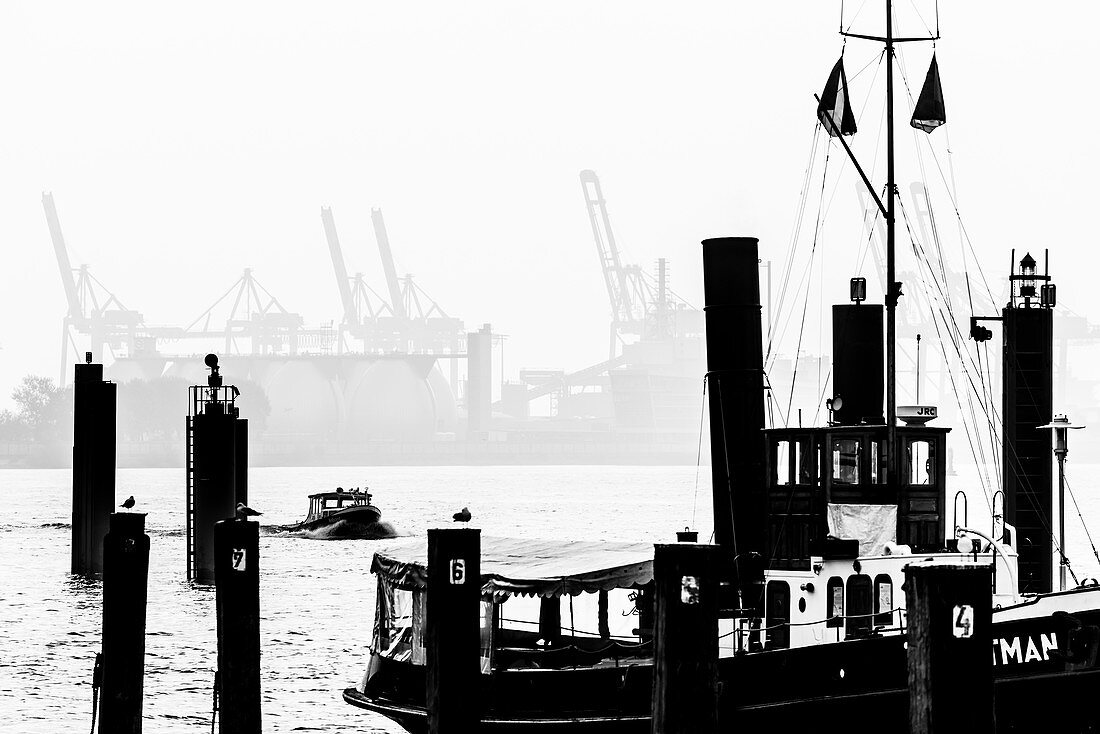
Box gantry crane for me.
[320,206,463,354]
[43,192,145,381]
[321,206,401,352]
[371,209,407,322]
[579,171,693,359]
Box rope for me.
[1065,474,1100,569]
[691,375,708,530]
[782,142,833,425]
[89,653,102,734]
[718,607,907,638]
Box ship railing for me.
[187,384,239,418]
[721,607,908,652]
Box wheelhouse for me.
[764,423,950,570]
[306,490,373,523]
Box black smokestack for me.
[702,238,766,589]
[831,304,884,424]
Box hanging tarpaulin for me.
[817,56,857,137]
[911,54,946,133]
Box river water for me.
[0,465,712,733]
[5,463,1100,732]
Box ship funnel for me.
[702,237,766,599]
[831,303,884,424]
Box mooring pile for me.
[72,353,260,734]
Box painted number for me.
[953,604,974,638]
[450,558,466,585]
[681,575,700,605]
[232,548,247,571]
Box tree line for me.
[0,375,270,444]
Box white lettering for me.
[993,634,1058,665]
[1041,632,1058,661]
[1000,637,1023,664]
[1024,638,1041,662]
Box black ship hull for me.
[283,504,384,537]
[345,595,1100,734]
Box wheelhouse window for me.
[907,439,935,485]
[796,439,812,484]
[826,576,844,628]
[774,438,813,486]
[874,574,893,626]
[870,439,888,484]
[776,440,791,485]
[832,439,862,485]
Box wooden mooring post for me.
[426,528,482,734]
[905,562,993,734]
[99,512,149,734]
[215,518,262,734]
[651,542,721,734]
[72,358,116,576]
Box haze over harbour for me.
[2,2,1100,463]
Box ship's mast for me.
[885,0,897,484]
[834,0,939,481]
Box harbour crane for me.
[321,206,400,352]
[579,171,695,359]
[43,192,145,381]
[371,209,407,322]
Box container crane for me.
[368,209,464,354]
[371,209,408,322]
[43,192,145,381]
[320,207,399,352]
[183,268,308,355]
[579,171,697,358]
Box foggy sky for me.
[2,2,1097,409]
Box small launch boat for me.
[292,488,382,533]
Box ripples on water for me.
[0,465,711,732]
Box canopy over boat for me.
[370,536,654,599]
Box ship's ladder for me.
[185,414,195,581]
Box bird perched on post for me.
[452,506,472,523]
[119,496,136,511]
[236,502,262,521]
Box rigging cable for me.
[768,49,883,370]
[771,49,885,420]
[767,123,822,364]
[785,143,833,425]
[691,375,708,530]
[896,59,1002,496]
[898,198,995,510]
[1064,474,1100,570]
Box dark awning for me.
[370,535,655,599]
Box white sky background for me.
[1,2,1098,409]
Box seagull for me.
[119,496,135,510]
[236,502,262,521]
[452,507,472,523]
